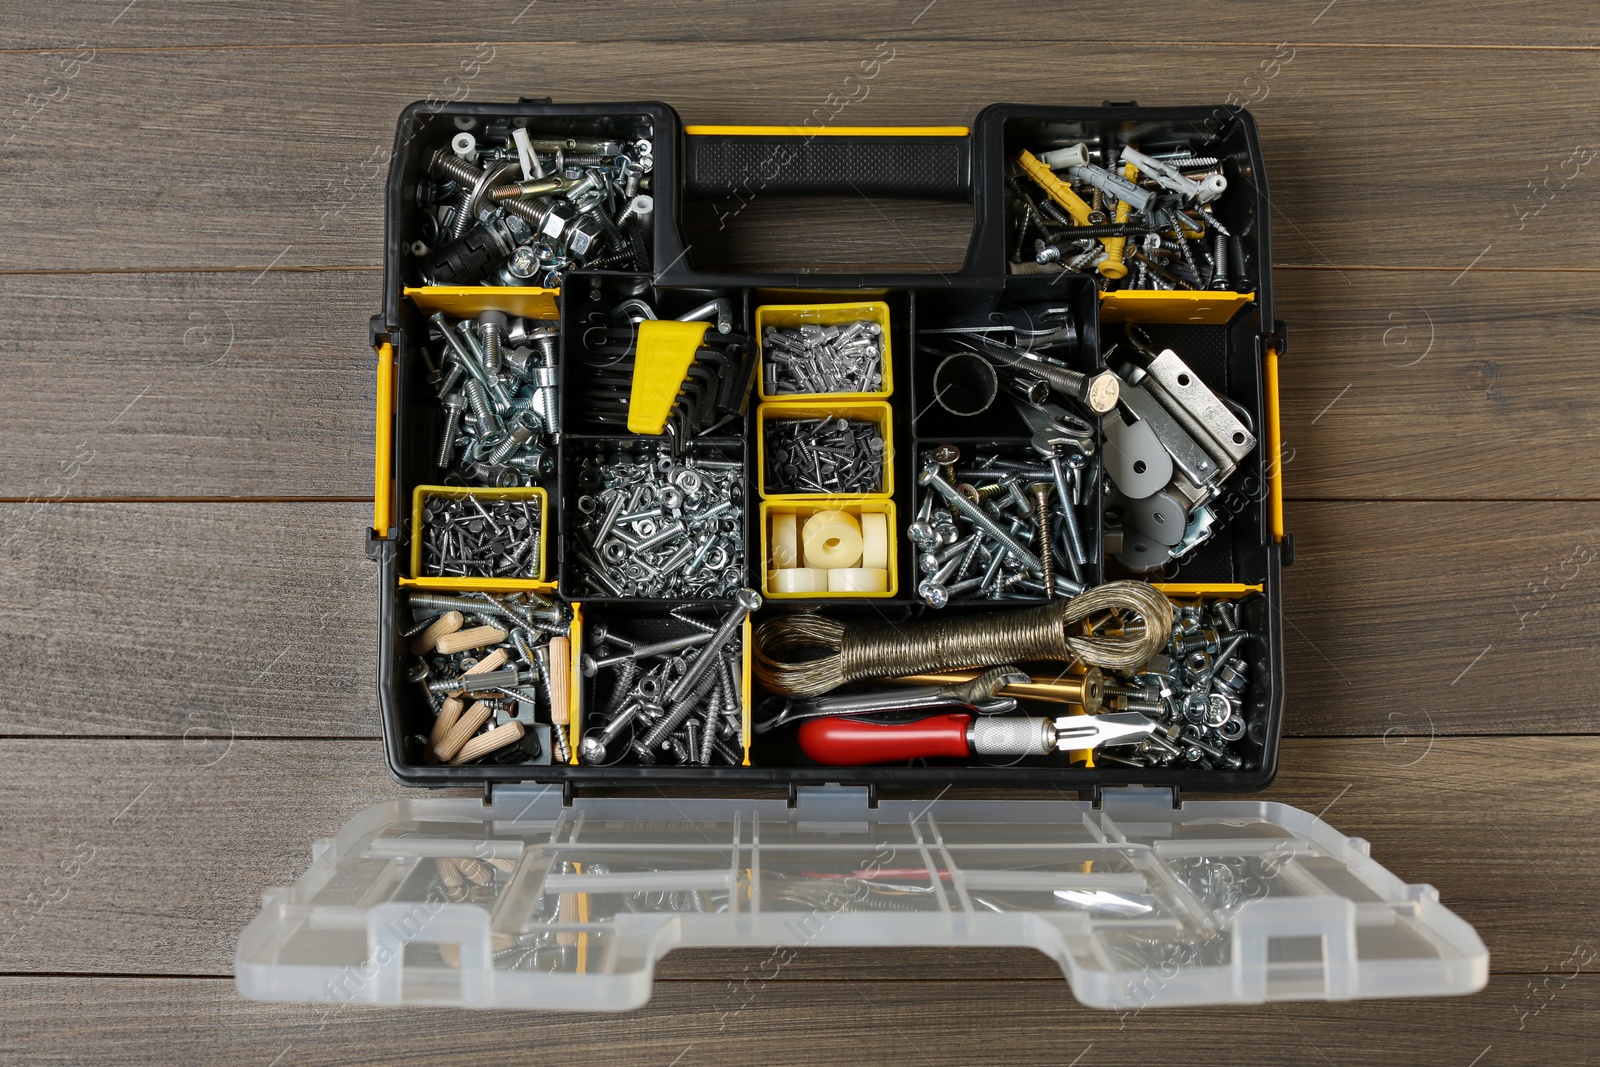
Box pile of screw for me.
[577,592,759,766]
[414,130,652,287]
[570,443,745,599]
[762,320,884,395]
[421,493,542,579]
[1097,599,1252,771]
[404,590,573,765]
[1010,141,1245,292]
[911,445,1095,608]
[429,310,557,488]
[765,416,885,495]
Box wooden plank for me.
[2,269,1596,502]
[3,1,1593,49]
[0,973,1589,1066]
[2,43,1596,272]
[0,737,1589,978]
[1276,269,1600,499]
[0,270,377,500]
[2,500,1595,737]
[0,502,379,736]
[1279,501,1600,735]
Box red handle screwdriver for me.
[798,712,1157,767]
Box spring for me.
[754,581,1172,697]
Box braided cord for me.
[754,581,1172,698]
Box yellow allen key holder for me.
[626,319,712,435]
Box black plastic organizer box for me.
[367,100,1289,794]
[230,99,1489,1015]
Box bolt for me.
[437,394,466,468]
[918,465,1043,576]
[477,311,508,373]
[1044,448,1088,579]
[1210,234,1231,290]
[580,700,653,764]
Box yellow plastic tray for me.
[759,498,899,599]
[405,484,551,591]
[755,300,892,400]
[756,398,894,501]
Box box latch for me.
[1093,783,1180,812]
[1257,319,1288,359]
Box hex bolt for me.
[455,321,514,412]
[919,465,1043,576]
[1017,359,1120,415]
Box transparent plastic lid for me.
[235,785,1486,1011]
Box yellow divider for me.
[685,125,968,137]
[372,342,395,535]
[740,616,753,766]
[1151,583,1264,599]
[757,398,894,501]
[567,604,583,765]
[1098,289,1255,325]
[403,286,559,319]
[758,498,899,600]
[1263,347,1286,542]
[755,300,892,401]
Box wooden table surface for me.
[3,4,1597,1064]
